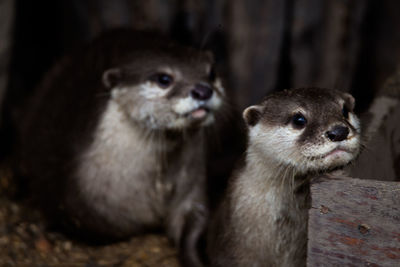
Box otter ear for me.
[243,105,263,127]
[343,93,355,111]
[102,68,123,88]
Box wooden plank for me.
[308,176,400,266]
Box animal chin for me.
[315,148,356,171]
[306,147,352,162]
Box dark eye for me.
[342,106,349,119]
[150,73,173,88]
[291,113,307,129]
[209,66,216,82]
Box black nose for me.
[326,125,349,142]
[190,84,213,100]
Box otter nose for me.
[190,84,213,100]
[326,125,349,142]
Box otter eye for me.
[291,113,307,129]
[342,106,349,119]
[150,73,173,88]
[209,66,216,82]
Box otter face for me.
[243,88,361,174]
[102,50,224,130]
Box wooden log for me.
[308,176,400,266]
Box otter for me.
[17,29,225,267]
[207,88,361,267]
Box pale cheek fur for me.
[138,82,169,99]
[213,78,225,96]
[302,138,337,158]
[348,113,361,135]
[112,85,175,129]
[173,97,200,114]
[250,125,303,166]
[111,87,128,99]
[172,89,223,115]
[209,91,223,110]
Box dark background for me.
[3,0,400,116]
[1,0,400,157]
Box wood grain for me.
[308,176,400,266]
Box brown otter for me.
[17,29,226,267]
[207,88,361,267]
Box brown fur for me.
[16,29,226,267]
[207,88,361,267]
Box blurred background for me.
[3,0,400,129]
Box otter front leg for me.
[166,188,208,267]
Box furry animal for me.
[17,29,226,267]
[207,88,361,267]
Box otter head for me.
[243,88,361,174]
[102,41,224,131]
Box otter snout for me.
[326,125,349,142]
[190,84,213,100]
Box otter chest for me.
[75,101,177,225]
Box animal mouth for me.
[308,147,352,161]
[322,147,351,158]
[187,107,210,119]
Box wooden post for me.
[308,175,400,266]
